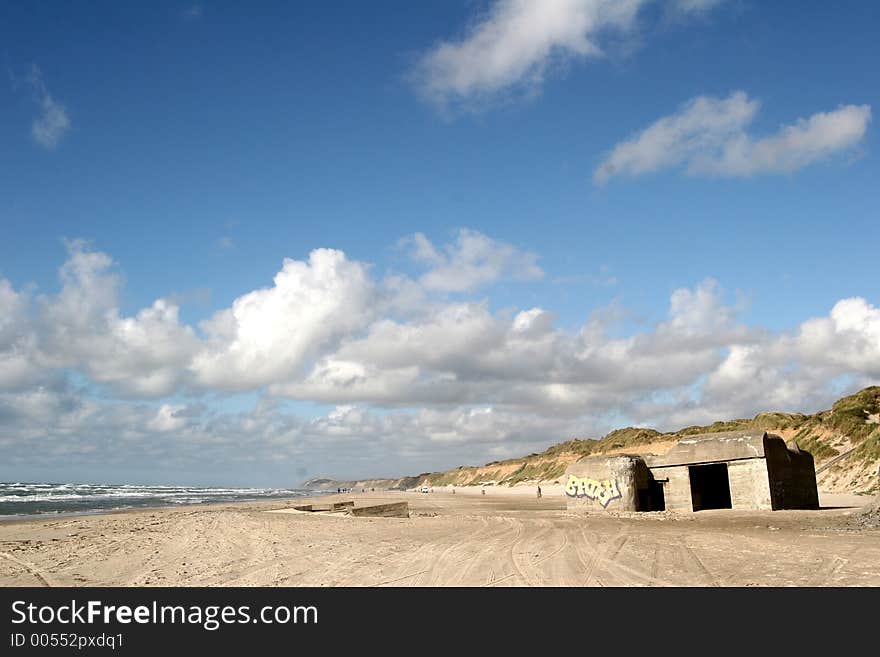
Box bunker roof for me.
[645,430,781,468]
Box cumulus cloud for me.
[781,297,880,376]
[634,296,880,427]
[412,0,647,111]
[1,234,879,480]
[403,229,544,293]
[38,241,199,397]
[193,249,376,390]
[27,65,71,150]
[4,239,879,419]
[595,91,871,183]
[277,280,755,418]
[0,279,43,392]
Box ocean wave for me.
[0,481,313,515]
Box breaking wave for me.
[0,482,314,517]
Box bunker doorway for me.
[637,480,666,511]
[689,463,732,511]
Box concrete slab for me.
[349,502,409,518]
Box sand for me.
[1,488,879,587]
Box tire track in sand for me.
[0,551,54,587]
[376,516,498,586]
[505,518,551,586]
[482,519,528,586]
[422,516,496,586]
[679,542,720,587]
[428,516,525,586]
[486,518,572,587]
[574,527,626,586]
[508,519,568,586]
[572,527,667,587]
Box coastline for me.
[0,493,338,526]
[0,481,327,524]
[0,481,558,524]
[1,488,877,587]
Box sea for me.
[0,482,319,519]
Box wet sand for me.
[1,489,878,587]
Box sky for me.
[1,1,878,486]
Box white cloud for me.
[662,278,740,337]
[595,91,758,182]
[38,240,199,397]
[27,65,71,150]
[0,381,582,481]
[639,296,880,427]
[595,91,871,183]
[193,248,376,390]
[8,239,878,422]
[1,234,879,481]
[403,229,543,292]
[413,0,646,111]
[0,279,29,350]
[148,404,189,433]
[275,279,756,415]
[0,279,43,392]
[782,297,880,376]
[702,104,872,177]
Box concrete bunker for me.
[565,430,819,513]
[564,455,665,513]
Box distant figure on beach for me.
[537,486,542,499]
[452,488,455,494]
[482,488,485,496]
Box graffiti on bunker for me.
[564,475,622,508]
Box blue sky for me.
[1,1,878,486]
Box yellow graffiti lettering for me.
[564,475,622,508]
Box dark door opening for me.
[689,463,732,511]
[638,480,666,511]
[649,480,666,511]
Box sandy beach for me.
[1,487,878,587]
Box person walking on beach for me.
[537,485,542,499]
